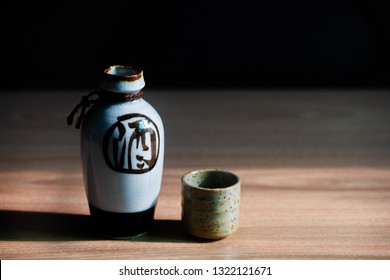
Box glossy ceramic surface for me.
[80,66,164,214]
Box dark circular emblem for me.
[103,114,160,174]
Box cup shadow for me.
[0,210,213,243]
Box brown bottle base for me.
[89,204,155,239]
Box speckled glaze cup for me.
[181,169,240,239]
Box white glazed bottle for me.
[79,65,164,238]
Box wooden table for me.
[1,88,390,259]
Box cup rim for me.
[181,169,240,191]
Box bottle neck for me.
[99,65,145,95]
[67,65,146,129]
[98,89,144,102]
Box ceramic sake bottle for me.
[74,65,164,238]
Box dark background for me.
[1,0,390,89]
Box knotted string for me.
[67,90,144,129]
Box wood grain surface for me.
[0,89,390,259]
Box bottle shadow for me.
[0,210,213,243]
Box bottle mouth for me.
[103,65,143,81]
[99,65,145,94]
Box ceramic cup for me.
[181,169,240,239]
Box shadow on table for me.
[0,210,212,243]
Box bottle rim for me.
[99,65,145,94]
[103,65,143,81]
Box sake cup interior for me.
[181,169,239,190]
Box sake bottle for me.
[69,65,164,238]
